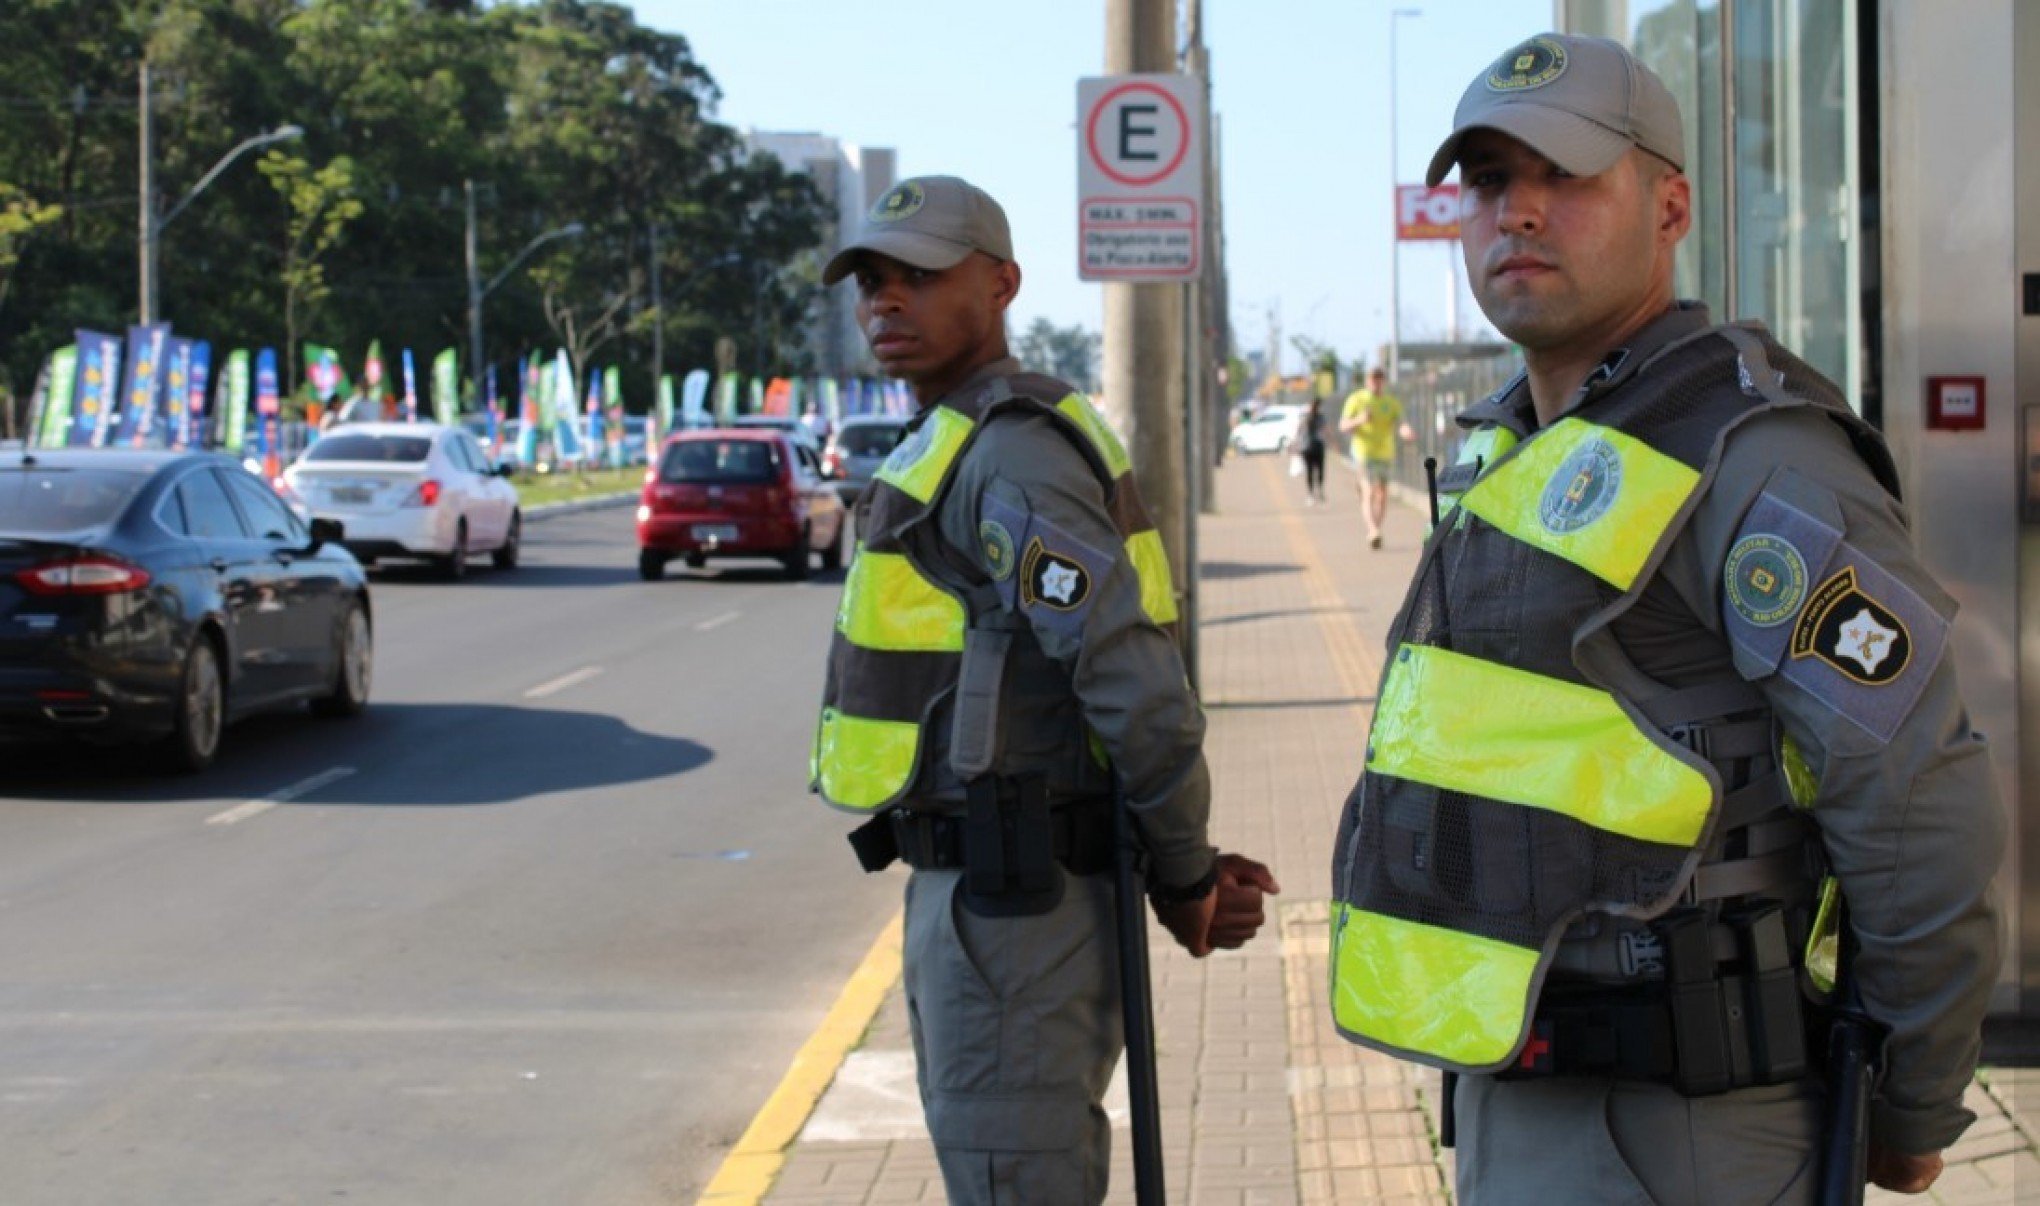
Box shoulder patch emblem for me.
[1790,566,1911,685]
[1020,537,1091,612]
[871,182,925,223]
[1487,36,1567,92]
[980,520,1016,581]
[1539,436,1622,534]
[1724,533,1808,627]
[882,420,935,475]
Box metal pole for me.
[466,179,483,403]
[138,58,155,326]
[1388,15,1402,382]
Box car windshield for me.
[304,432,433,462]
[660,440,778,483]
[0,466,147,533]
[836,425,904,457]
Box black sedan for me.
[0,447,372,771]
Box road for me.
[0,502,902,1205]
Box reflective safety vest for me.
[812,372,1178,813]
[1330,324,1896,1074]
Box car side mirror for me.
[493,461,517,478]
[306,516,344,551]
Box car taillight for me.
[822,448,842,476]
[404,479,442,507]
[16,556,152,596]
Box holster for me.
[960,774,1064,918]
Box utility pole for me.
[137,58,155,325]
[1103,0,1189,638]
[648,222,664,408]
[465,179,482,399]
[1388,8,1422,382]
[1184,0,1218,522]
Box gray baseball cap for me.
[1424,33,1684,187]
[822,175,1014,286]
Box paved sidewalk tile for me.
[751,452,2033,1205]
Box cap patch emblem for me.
[1487,36,1568,92]
[980,520,1016,581]
[1790,566,1912,685]
[871,182,926,223]
[1724,533,1807,627]
[1020,537,1091,612]
[1538,436,1622,534]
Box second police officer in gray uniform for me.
[811,175,1280,1204]
[1328,34,2004,1204]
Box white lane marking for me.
[523,665,604,698]
[206,766,356,827]
[694,611,741,632]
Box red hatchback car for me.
[635,429,846,581]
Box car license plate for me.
[692,524,738,542]
[331,486,373,505]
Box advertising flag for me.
[219,349,251,453]
[820,377,841,426]
[747,376,764,416]
[401,348,419,422]
[658,373,676,432]
[152,337,192,449]
[364,340,384,391]
[304,343,344,402]
[69,330,122,447]
[432,348,458,426]
[551,351,583,462]
[110,323,169,446]
[517,356,540,465]
[33,346,75,448]
[682,369,710,427]
[184,342,212,449]
[255,347,281,475]
[586,372,603,461]
[764,377,792,417]
[485,363,501,456]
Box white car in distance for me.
[1229,404,1302,455]
[281,422,521,578]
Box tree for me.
[0,183,63,325]
[1014,318,1100,391]
[257,151,362,391]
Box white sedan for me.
[280,422,521,578]
[1229,404,1302,455]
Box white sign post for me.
[1077,74,1205,282]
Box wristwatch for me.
[1148,860,1220,906]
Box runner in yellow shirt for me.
[1338,367,1411,548]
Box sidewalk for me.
[733,453,2037,1206]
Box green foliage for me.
[0,183,64,315]
[1013,318,1100,391]
[0,0,831,406]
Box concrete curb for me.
[522,491,637,520]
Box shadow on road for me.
[2,702,714,806]
[1198,560,1300,581]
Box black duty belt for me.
[847,793,1116,879]
[1504,902,1816,1096]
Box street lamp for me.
[465,176,584,406]
[1388,7,1421,383]
[137,57,301,325]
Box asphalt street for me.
[0,502,902,1204]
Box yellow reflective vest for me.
[812,372,1178,813]
[1330,324,1895,1074]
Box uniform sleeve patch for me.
[1724,487,1949,744]
[980,519,1016,580]
[1021,538,1091,611]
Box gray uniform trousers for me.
[1454,1073,1823,1205]
[903,865,1123,1205]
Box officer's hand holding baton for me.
[1152,853,1281,957]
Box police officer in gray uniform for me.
[812,175,1280,1204]
[1328,35,2003,1204]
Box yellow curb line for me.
[696,910,905,1205]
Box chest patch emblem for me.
[980,520,1016,581]
[1724,533,1808,627]
[1021,537,1091,612]
[1539,436,1622,534]
[1790,566,1911,684]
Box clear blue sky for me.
[637,0,1554,375]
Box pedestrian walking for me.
[1328,33,2003,1205]
[813,175,1279,1205]
[1338,366,1410,547]
[1299,395,1328,503]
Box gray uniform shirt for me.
[899,359,1216,891]
[1476,305,2004,1155]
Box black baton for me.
[1819,918,1881,1206]
[1113,786,1166,1206]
